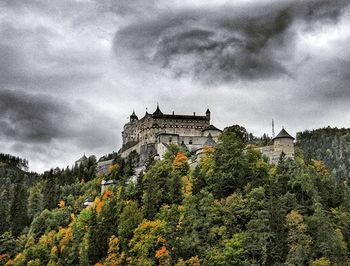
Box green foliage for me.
[142,158,183,219]
[118,200,143,248]
[297,127,350,181]
[3,125,350,265]
[0,153,28,170]
[29,208,71,240]
[10,181,29,237]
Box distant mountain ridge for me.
[297,127,350,180]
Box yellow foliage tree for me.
[104,235,127,266]
[58,200,65,208]
[58,226,72,253]
[312,160,330,177]
[129,219,167,265]
[310,257,331,266]
[108,163,120,175]
[181,176,192,197]
[286,210,312,265]
[187,256,201,266]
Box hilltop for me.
[0,125,350,265]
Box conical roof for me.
[153,104,163,116]
[273,128,294,140]
[130,110,138,120]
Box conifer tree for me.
[10,181,28,237]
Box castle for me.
[91,105,295,194]
[119,105,295,165]
[120,105,222,165]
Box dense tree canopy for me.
[1,126,350,265]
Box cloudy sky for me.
[1,0,350,172]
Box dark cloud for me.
[114,0,349,83]
[1,0,350,171]
[0,89,119,171]
[0,89,119,147]
[0,90,76,143]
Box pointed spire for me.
[130,109,138,122]
[206,106,211,121]
[153,103,163,116]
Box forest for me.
[1,125,350,266]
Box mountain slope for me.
[296,127,350,180]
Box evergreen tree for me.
[42,169,58,210]
[10,181,28,237]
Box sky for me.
[0,0,350,172]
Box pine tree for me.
[10,181,28,237]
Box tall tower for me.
[206,107,211,122]
[130,110,138,123]
[272,119,275,138]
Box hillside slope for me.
[297,127,350,180]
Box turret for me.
[206,107,211,122]
[130,110,138,123]
[273,128,295,159]
[153,104,163,116]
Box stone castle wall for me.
[259,138,295,164]
[123,114,209,146]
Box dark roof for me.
[135,105,209,120]
[203,133,217,147]
[273,128,295,140]
[130,110,138,120]
[202,125,222,132]
[153,104,163,116]
[152,114,208,120]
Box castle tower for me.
[206,107,211,122]
[273,128,295,159]
[130,110,138,123]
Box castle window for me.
[189,138,193,144]
[169,137,172,143]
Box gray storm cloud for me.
[0,90,73,143]
[114,0,349,83]
[0,0,350,172]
